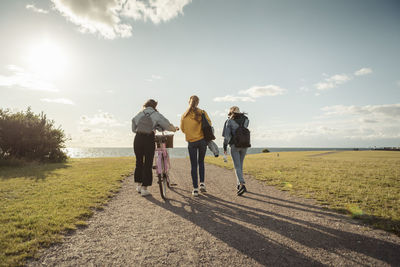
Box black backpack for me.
[232,118,251,148]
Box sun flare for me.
[27,40,68,78]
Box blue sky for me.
[0,0,399,147]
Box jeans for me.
[134,133,155,186]
[230,145,247,185]
[188,139,207,188]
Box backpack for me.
[232,118,251,148]
[201,111,215,142]
[136,111,154,134]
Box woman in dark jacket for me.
[222,106,250,196]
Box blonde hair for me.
[228,106,240,117]
[228,106,246,119]
[183,95,201,121]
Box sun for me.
[27,40,68,78]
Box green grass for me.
[205,151,400,235]
[0,157,134,267]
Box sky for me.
[0,0,399,148]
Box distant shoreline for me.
[63,147,382,159]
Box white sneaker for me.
[200,183,207,192]
[136,183,142,193]
[192,188,199,197]
[141,186,150,196]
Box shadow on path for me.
[148,187,400,266]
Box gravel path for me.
[29,158,400,266]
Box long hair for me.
[143,99,158,111]
[228,106,247,119]
[183,95,201,121]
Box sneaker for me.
[237,184,247,196]
[141,186,150,196]
[136,183,142,193]
[200,183,207,192]
[192,188,199,197]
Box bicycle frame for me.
[154,133,173,200]
[155,140,170,176]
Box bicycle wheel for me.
[158,174,167,200]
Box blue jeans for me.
[230,145,247,185]
[188,139,207,188]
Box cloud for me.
[69,110,130,147]
[79,110,124,126]
[51,0,192,39]
[214,84,286,102]
[327,74,352,84]
[354,68,372,76]
[213,95,255,102]
[247,102,400,147]
[26,4,49,14]
[314,82,335,90]
[321,104,400,118]
[315,74,352,90]
[314,67,372,91]
[0,65,57,92]
[121,0,191,24]
[397,81,400,87]
[251,113,400,146]
[41,98,75,105]
[51,0,132,39]
[239,85,286,97]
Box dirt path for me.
[29,158,400,266]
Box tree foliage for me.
[0,107,67,162]
[262,148,270,153]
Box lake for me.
[64,147,364,158]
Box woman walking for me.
[132,99,179,196]
[223,106,250,196]
[181,95,212,196]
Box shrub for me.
[262,148,270,153]
[0,107,67,163]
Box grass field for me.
[205,150,400,235]
[0,157,134,267]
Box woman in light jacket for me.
[180,95,212,196]
[132,99,179,196]
[222,106,250,196]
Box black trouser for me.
[134,132,155,186]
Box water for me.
[64,147,364,158]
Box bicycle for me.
[154,133,174,200]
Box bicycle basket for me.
[155,134,174,148]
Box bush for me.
[262,148,270,153]
[0,107,67,163]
